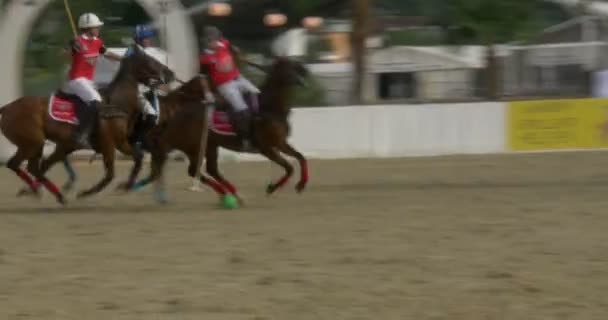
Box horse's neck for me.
[260,81,290,116]
[105,63,138,113]
[158,92,192,120]
[107,78,138,109]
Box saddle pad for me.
[208,107,236,136]
[49,93,78,125]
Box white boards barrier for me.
[220,102,507,161]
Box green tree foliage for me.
[429,0,548,99]
[429,0,570,45]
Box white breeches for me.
[62,78,102,103]
[217,80,249,112]
[137,84,159,117]
[236,75,260,94]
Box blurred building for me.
[502,15,608,98]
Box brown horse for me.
[1,44,173,204]
[126,56,311,206]
[115,75,219,203]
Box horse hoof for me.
[17,188,41,199]
[157,198,169,205]
[56,194,68,206]
[76,191,90,199]
[62,183,75,193]
[266,183,276,195]
[154,190,169,204]
[295,182,307,193]
[17,188,30,197]
[235,194,246,206]
[115,182,132,193]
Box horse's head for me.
[269,56,311,88]
[258,56,311,116]
[126,44,175,87]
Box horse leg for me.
[116,140,144,192]
[187,151,227,198]
[126,137,169,203]
[77,147,115,199]
[125,143,145,191]
[147,146,169,203]
[62,157,77,192]
[277,142,309,193]
[260,147,294,195]
[27,147,66,205]
[18,147,73,196]
[43,148,77,192]
[204,143,244,204]
[8,149,40,197]
[131,138,164,192]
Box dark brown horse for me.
[116,75,218,203]
[126,56,311,207]
[1,44,173,204]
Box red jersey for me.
[199,39,240,85]
[68,34,105,80]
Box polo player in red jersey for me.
[62,13,123,148]
[199,26,260,150]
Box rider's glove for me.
[69,39,82,53]
[204,92,215,104]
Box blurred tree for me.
[351,0,371,104]
[433,0,541,99]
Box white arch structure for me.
[0,0,198,161]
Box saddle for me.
[208,93,259,137]
[48,89,127,126]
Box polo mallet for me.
[189,101,209,192]
[63,0,78,38]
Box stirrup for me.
[75,136,92,149]
[240,139,256,152]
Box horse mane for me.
[258,57,292,116]
[166,77,203,101]
[159,77,206,115]
[105,51,134,94]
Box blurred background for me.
[3,5,608,319]
[9,0,608,106]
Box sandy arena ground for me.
[0,151,607,320]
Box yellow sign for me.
[508,98,608,151]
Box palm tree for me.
[351,0,371,104]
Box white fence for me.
[222,102,507,162]
[287,103,505,158]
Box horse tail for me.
[0,99,13,114]
[0,97,26,115]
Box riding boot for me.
[143,114,158,130]
[246,93,259,113]
[231,109,253,151]
[72,101,98,149]
[139,114,158,150]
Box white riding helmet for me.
[78,13,104,29]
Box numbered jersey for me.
[68,34,105,81]
[199,39,240,85]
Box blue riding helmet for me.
[133,24,155,41]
